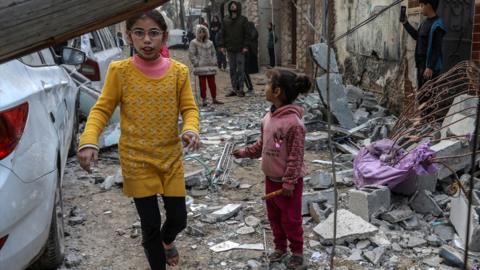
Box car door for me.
[94,29,123,86]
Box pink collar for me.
[132,55,171,79]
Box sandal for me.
[268,250,287,263]
[287,255,307,270]
[164,245,179,266]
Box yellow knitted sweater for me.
[79,58,199,197]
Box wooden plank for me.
[0,0,169,63]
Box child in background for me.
[77,10,199,270]
[233,69,311,270]
[189,24,223,106]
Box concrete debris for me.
[185,225,206,237]
[316,74,356,129]
[64,253,83,268]
[356,239,370,249]
[348,185,390,222]
[309,42,339,73]
[309,240,321,248]
[450,189,480,251]
[380,206,415,223]
[190,188,209,197]
[307,171,333,189]
[426,234,442,247]
[441,94,478,139]
[400,215,420,230]
[202,204,243,223]
[369,231,391,248]
[236,226,255,235]
[209,241,264,252]
[409,190,443,216]
[185,169,208,188]
[100,175,114,191]
[348,249,364,261]
[305,131,328,151]
[68,206,86,226]
[433,224,455,242]
[301,192,327,216]
[244,216,261,228]
[313,209,378,244]
[431,139,471,180]
[309,201,332,223]
[405,235,427,248]
[363,246,385,265]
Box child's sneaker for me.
[268,250,287,263]
[286,255,307,270]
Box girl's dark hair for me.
[267,69,312,104]
[126,10,168,31]
[419,0,439,11]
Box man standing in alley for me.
[218,1,249,97]
[267,22,278,68]
[401,0,446,89]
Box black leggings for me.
[134,195,187,270]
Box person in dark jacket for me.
[401,0,445,89]
[244,21,259,93]
[210,15,227,70]
[218,1,249,97]
[267,22,278,68]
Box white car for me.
[70,27,123,90]
[0,47,85,270]
[168,29,188,48]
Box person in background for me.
[218,1,249,97]
[189,25,223,106]
[244,21,259,94]
[199,17,208,28]
[267,22,278,68]
[210,15,227,70]
[401,0,445,89]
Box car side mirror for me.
[61,47,86,65]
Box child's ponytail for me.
[267,69,312,104]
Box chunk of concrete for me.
[245,216,261,228]
[313,209,378,245]
[363,246,385,265]
[307,171,333,189]
[380,206,414,223]
[185,169,208,188]
[345,85,364,106]
[309,201,332,223]
[354,107,370,125]
[431,140,471,180]
[202,204,243,223]
[409,190,443,216]
[392,173,438,196]
[348,185,391,222]
[441,94,478,139]
[305,131,329,151]
[316,74,356,129]
[450,190,480,251]
[309,43,339,73]
[301,192,327,216]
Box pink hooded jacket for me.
[238,105,307,190]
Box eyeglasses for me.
[131,29,163,39]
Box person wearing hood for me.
[234,69,312,270]
[218,1,249,97]
[210,15,227,70]
[189,25,224,106]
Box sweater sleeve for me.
[79,62,121,147]
[282,125,306,190]
[403,21,418,40]
[178,67,200,134]
[238,124,263,159]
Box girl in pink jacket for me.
[234,69,311,270]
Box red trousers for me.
[199,75,217,99]
[266,178,304,254]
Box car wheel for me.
[29,178,65,270]
[68,99,79,157]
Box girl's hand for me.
[77,147,99,173]
[282,188,293,197]
[182,131,200,152]
[232,149,242,158]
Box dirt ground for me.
[58,49,423,270]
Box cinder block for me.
[348,185,391,222]
[450,190,480,251]
[431,140,470,180]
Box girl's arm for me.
[79,63,121,148]
[237,125,263,159]
[282,125,306,190]
[178,68,200,134]
[188,42,199,67]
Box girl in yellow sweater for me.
[77,10,199,270]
